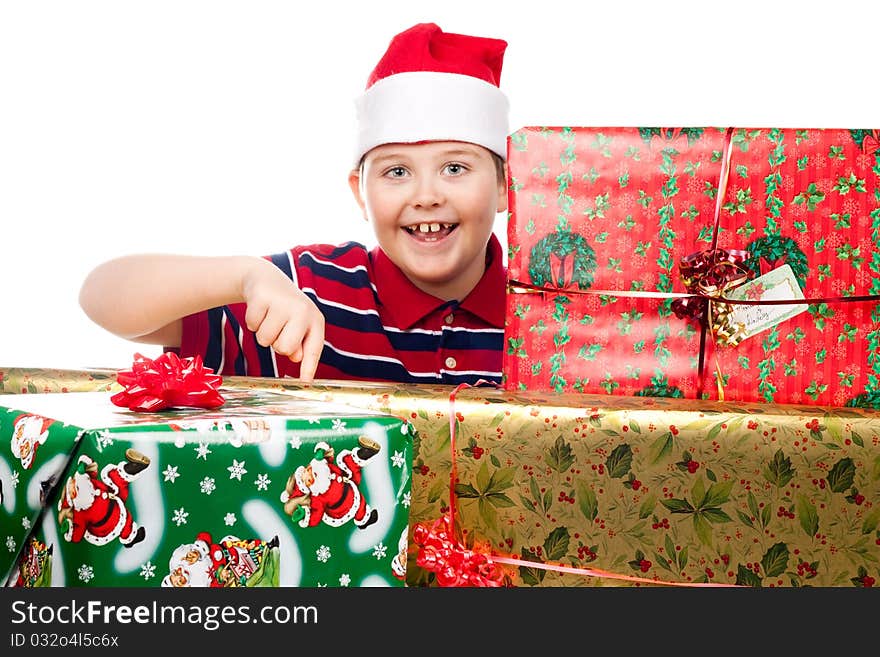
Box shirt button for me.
[445,357,457,369]
[444,312,455,324]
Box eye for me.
[444,163,467,176]
[384,166,408,178]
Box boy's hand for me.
[241,259,325,381]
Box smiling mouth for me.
[403,222,458,242]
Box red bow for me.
[671,248,751,322]
[649,128,690,154]
[549,251,576,289]
[412,515,506,587]
[862,130,880,155]
[111,352,225,412]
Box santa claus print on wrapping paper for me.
[10,413,52,470]
[280,436,381,531]
[161,531,280,587]
[56,449,151,549]
[391,526,408,581]
[12,538,53,588]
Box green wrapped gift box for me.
[1,388,413,587]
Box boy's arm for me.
[79,254,325,380]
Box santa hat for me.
[353,22,509,166]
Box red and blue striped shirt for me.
[178,235,506,384]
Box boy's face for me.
[349,141,507,301]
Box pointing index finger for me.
[297,325,324,382]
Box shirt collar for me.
[371,233,506,330]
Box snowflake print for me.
[5,536,15,552]
[332,418,346,432]
[21,517,31,530]
[227,459,247,481]
[140,561,156,580]
[288,435,302,450]
[200,477,216,495]
[255,474,271,491]
[372,542,387,559]
[224,513,237,527]
[339,573,351,587]
[172,507,189,526]
[685,175,704,196]
[95,430,114,450]
[391,450,405,468]
[316,582,327,587]
[316,545,331,563]
[195,442,212,460]
[11,471,19,489]
[402,491,411,508]
[78,564,94,583]
[163,465,180,483]
[307,417,320,424]
[400,423,409,435]
[842,197,860,217]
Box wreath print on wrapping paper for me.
[742,234,809,290]
[527,229,597,290]
[849,129,880,155]
[638,127,706,154]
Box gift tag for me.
[724,264,808,340]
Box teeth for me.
[408,223,454,234]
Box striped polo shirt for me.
[178,234,506,384]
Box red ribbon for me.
[412,515,505,587]
[111,352,225,412]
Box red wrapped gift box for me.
[503,127,880,407]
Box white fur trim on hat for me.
[353,71,509,166]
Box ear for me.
[348,169,367,220]
[496,162,509,213]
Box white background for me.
[1,0,878,370]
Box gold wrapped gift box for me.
[3,367,879,587]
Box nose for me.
[411,174,444,209]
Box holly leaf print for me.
[544,526,571,561]
[517,548,546,586]
[763,449,795,489]
[605,443,633,479]
[761,542,790,578]
[827,458,856,493]
[545,435,575,473]
[478,497,500,532]
[649,431,674,464]
[702,480,734,508]
[427,478,447,503]
[693,512,714,547]
[638,493,656,519]
[576,481,598,521]
[736,564,762,587]
[861,507,880,535]
[796,494,819,538]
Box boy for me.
[79,23,510,385]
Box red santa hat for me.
[353,22,509,166]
